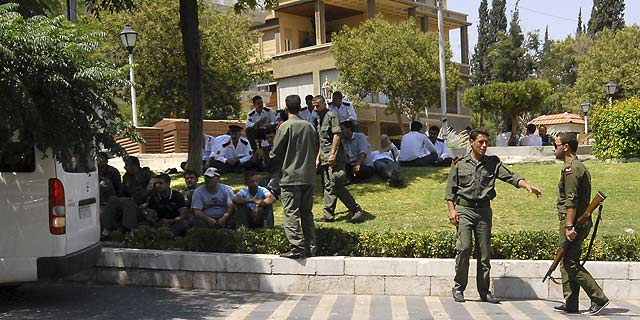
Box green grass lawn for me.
[172,161,640,236]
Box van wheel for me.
[0,285,20,294]
[0,285,22,301]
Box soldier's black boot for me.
[480,292,501,304]
[452,289,465,302]
[553,303,578,313]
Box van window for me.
[61,148,97,173]
[0,143,36,172]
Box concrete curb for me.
[66,248,640,299]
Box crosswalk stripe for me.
[461,301,492,320]
[500,301,533,320]
[351,295,371,320]
[624,300,640,315]
[424,297,449,320]
[310,294,337,320]
[528,300,573,319]
[597,301,631,320]
[390,296,410,320]
[223,295,265,320]
[268,294,302,320]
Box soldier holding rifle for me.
[552,132,609,315]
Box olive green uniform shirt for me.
[270,114,319,186]
[317,109,346,165]
[444,153,524,202]
[557,156,591,221]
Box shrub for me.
[124,227,640,261]
[591,97,640,159]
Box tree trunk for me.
[179,0,204,173]
[510,112,518,145]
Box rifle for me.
[542,191,607,283]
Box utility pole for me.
[436,0,448,140]
[66,0,77,23]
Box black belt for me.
[456,198,490,208]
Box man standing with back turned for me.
[553,132,609,315]
[270,95,319,259]
[445,128,541,304]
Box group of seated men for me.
[518,123,554,146]
[99,153,278,240]
[195,92,358,173]
[196,93,455,187]
[397,121,453,167]
[97,91,461,238]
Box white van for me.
[0,142,101,285]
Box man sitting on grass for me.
[233,171,276,229]
[168,167,235,236]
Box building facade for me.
[250,0,472,147]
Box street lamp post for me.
[581,102,590,135]
[606,80,617,108]
[120,24,139,127]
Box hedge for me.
[591,97,640,159]
[125,226,640,261]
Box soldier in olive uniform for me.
[270,95,319,259]
[445,128,541,304]
[552,132,609,315]
[312,95,366,223]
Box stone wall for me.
[67,248,640,299]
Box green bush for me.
[123,227,640,261]
[591,97,640,159]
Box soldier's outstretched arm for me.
[517,179,542,197]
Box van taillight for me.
[48,178,66,235]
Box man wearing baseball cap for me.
[169,167,236,236]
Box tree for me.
[331,17,461,124]
[538,36,580,114]
[576,7,584,36]
[574,26,640,106]
[0,0,63,17]
[0,4,133,159]
[462,80,552,137]
[470,0,491,86]
[83,0,275,174]
[488,0,507,44]
[488,4,526,82]
[588,0,625,35]
[93,1,261,126]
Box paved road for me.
[1,282,639,319]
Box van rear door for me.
[55,151,100,255]
[0,144,60,283]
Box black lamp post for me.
[606,80,617,108]
[120,24,139,127]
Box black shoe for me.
[350,210,365,223]
[314,217,334,223]
[279,250,305,259]
[553,303,578,313]
[582,300,609,316]
[306,245,317,257]
[480,292,501,304]
[452,289,465,302]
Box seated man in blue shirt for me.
[168,167,235,236]
[340,120,374,183]
[233,171,276,229]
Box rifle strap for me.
[582,204,604,267]
[548,275,564,285]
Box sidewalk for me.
[219,292,639,319]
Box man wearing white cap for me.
[169,167,235,235]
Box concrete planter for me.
[66,248,640,299]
